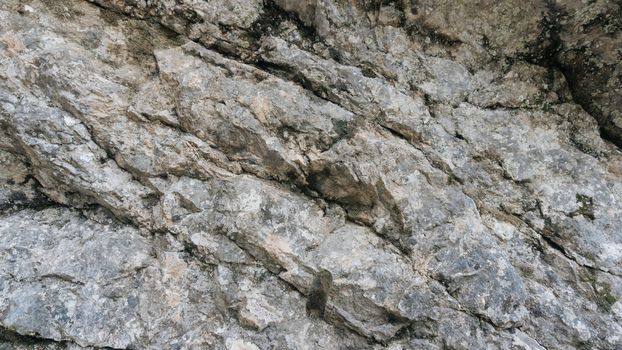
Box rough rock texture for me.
[0,0,621,349]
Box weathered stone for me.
[0,0,621,349]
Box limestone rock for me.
[0,0,621,349]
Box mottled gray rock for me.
[0,0,621,349]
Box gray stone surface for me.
[0,0,621,349]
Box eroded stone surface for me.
[0,0,621,349]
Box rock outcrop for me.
[0,1,621,349]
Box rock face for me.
[0,0,621,349]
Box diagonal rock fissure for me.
[0,325,124,350]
